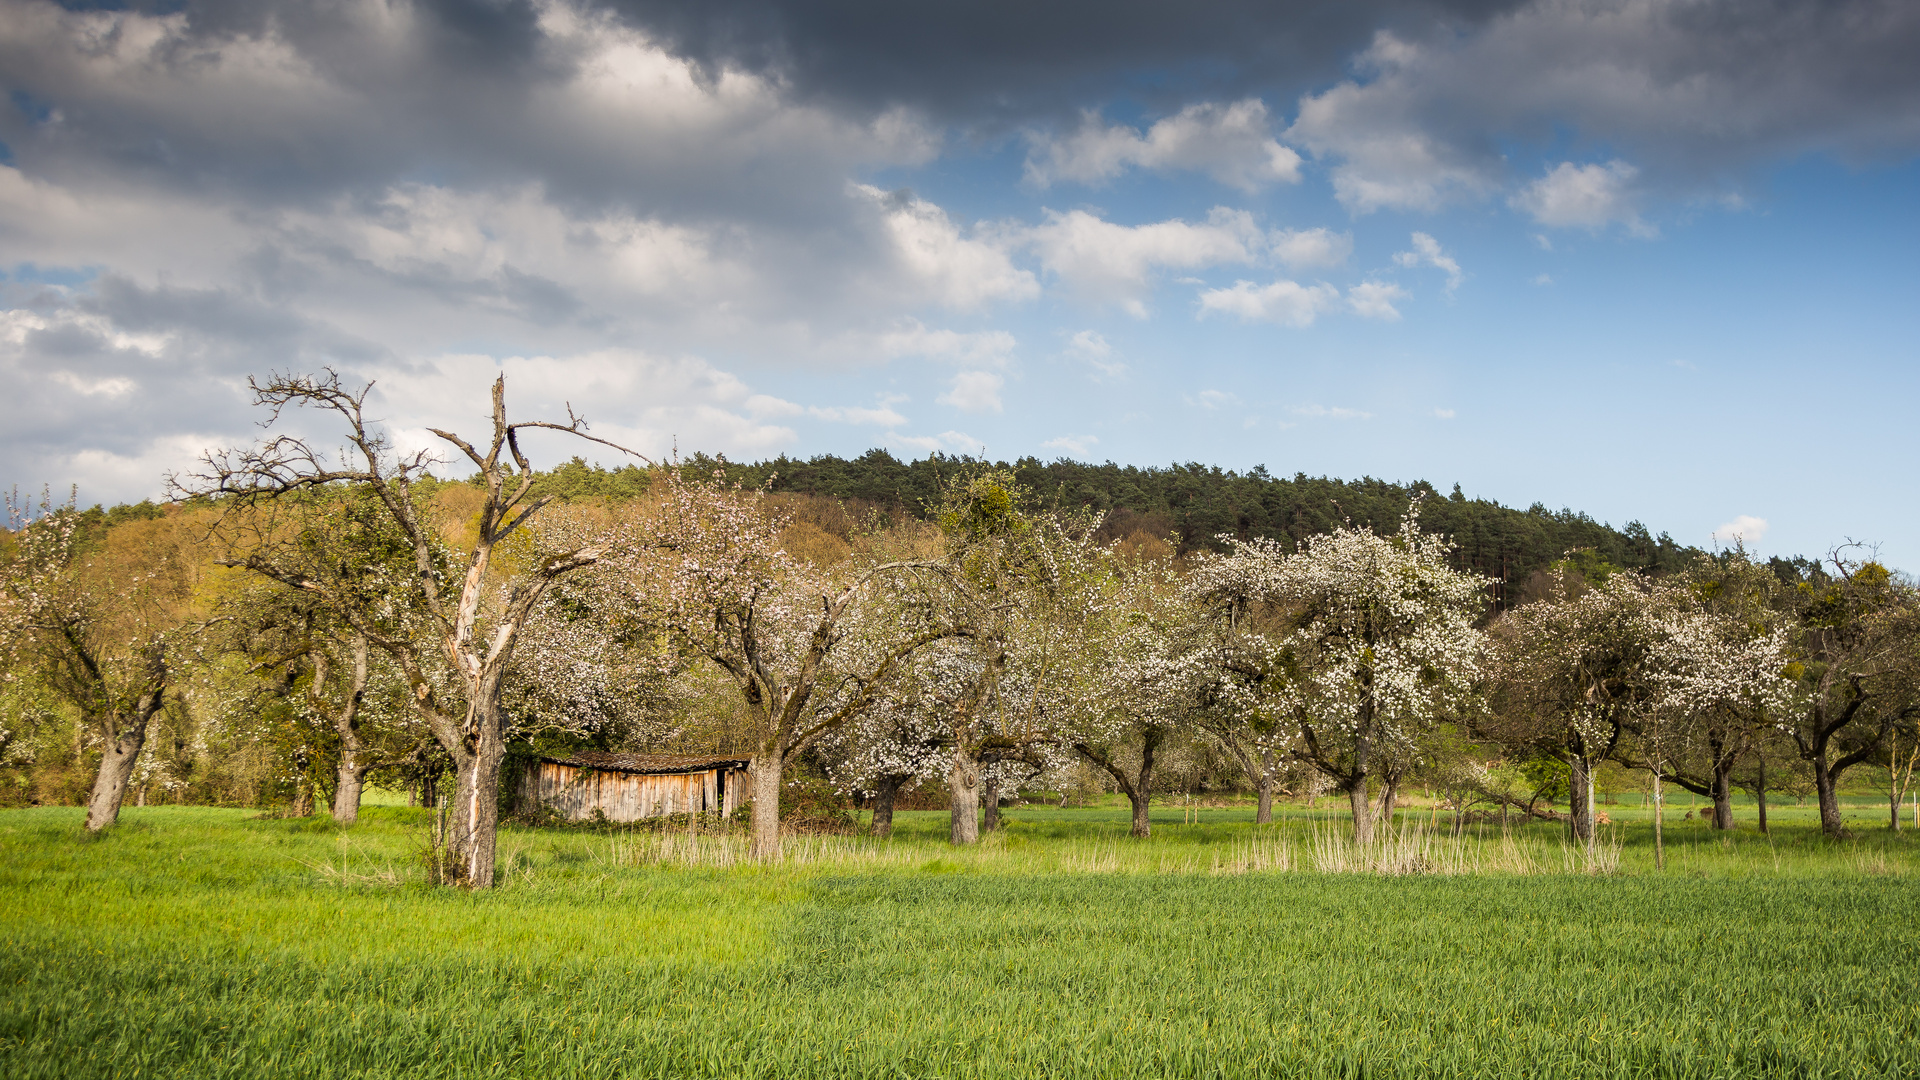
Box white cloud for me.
[1191,389,1238,410]
[49,372,139,397]
[1025,99,1302,191]
[1432,408,1456,419]
[744,394,806,418]
[1393,232,1463,291]
[1346,280,1408,321]
[853,184,1039,309]
[1065,329,1128,378]
[1511,160,1652,234]
[939,370,1005,414]
[1532,273,1554,286]
[1286,36,1502,213]
[808,403,911,426]
[1712,515,1769,546]
[1533,234,1554,251]
[1022,207,1263,315]
[889,429,980,454]
[1042,434,1100,457]
[1292,404,1373,420]
[1269,227,1354,269]
[1197,279,1341,327]
[873,319,1018,368]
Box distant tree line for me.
[521,450,1709,609]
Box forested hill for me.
[527,449,1700,604]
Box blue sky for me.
[2,0,1917,567]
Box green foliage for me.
[643,450,1700,602]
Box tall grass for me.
[3,805,1920,1078]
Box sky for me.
[1,0,1917,567]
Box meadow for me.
[4,800,1920,1079]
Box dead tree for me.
[181,370,638,887]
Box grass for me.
[3,802,1920,1078]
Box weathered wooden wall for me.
[522,761,744,821]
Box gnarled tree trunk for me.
[749,751,784,859]
[333,759,370,825]
[1345,776,1373,844]
[1814,757,1843,838]
[949,742,981,845]
[84,713,154,832]
[870,773,906,837]
[1255,776,1274,825]
[325,632,372,826]
[1568,754,1594,843]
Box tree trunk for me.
[870,774,904,838]
[1756,755,1768,835]
[1891,784,1902,832]
[332,760,368,825]
[1711,768,1735,831]
[982,768,1002,833]
[1346,776,1373,844]
[1568,755,1594,843]
[1709,736,1736,830]
[1127,730,1160,838]
[1122,788,1149,837]
[84,718,151,832]
[1377,775,1399,828]
[949,742,981,845]
[1255,776,1274,825]
[1813,756,1844,839]
[292,778,314,818]
[748,752,783,860]
[327,633,372,826]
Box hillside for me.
[524,450,1702,606]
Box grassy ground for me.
[3,803,1919,1078]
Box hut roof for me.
[538,753,752,776]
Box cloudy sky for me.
[2,0,1917,566]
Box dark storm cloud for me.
[597,0,1529,121]
[0,275,388,461]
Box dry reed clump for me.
[1300,819,1623,876]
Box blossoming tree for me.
[1199,507,1487,842]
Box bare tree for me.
[181,371,636,886]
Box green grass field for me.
[4,802,1920,1078]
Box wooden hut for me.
[521,753,752,822]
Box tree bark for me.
[325,632,371,825]
[1377,775,1399,828]
[949,741,981,845]
[1346,776,1373,844]
[84,720,150,832]
[333,761,369,826]
[1813,757,1844,838]
[748,752,783,860]
[1711,768,1735,831]
[870,774,904,837]
[1568,755,1594,843]
[1255,776,1274,825]
[1707,732,1736,831]
[982,768,1002,833]
[1756,755,1768,835]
